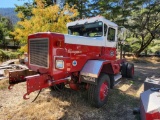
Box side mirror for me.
[118,27,128,59]
[118,27,127,41]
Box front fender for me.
[80,60,111,84]
[80,60,108,78]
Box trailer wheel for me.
[50,83,65,91]
[127,63,134,78]
[121,62,128,77]
[88,73,110,108]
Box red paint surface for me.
[28,33,119,78]
[22,32,123,96]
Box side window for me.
[107,27,115,41]
[104,24,108,36]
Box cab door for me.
[106,26,117,48]
[103,24,117,60]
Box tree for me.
[88,0,112,17]
[0,15,13,49]
[88,0,160,56]
[15,2,33,21]
[65,0,89,18]
[0,27,3,41]
[15,0,57,20]
[13,0,159,56]
[128,0,160,56]
[88,0,134,25]
[11,0,78,45]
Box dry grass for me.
[0,78,8,90]
[126,56,160,63]
[2,88,138,120]
[10,96,70,120]
[0,58,160,120]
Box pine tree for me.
[128,0,160,56]
[0,15,13,48]
[65,0,90,18]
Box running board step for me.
[114,74,122,82]
[114,74,122,86]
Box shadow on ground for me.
[0,60,159,120]
[47,85,139,120]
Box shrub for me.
[0,49,21,61]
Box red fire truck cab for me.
[9,16,134,108]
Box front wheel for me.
[88,73,110,108]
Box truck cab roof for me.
[67,16,118,28]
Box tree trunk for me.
[123,50,126,58]
[135,37,154,57]
[145,50,147,56]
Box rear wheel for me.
[127,63,134,78]
[121,62,128,77]
[88,73,110,108]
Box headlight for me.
[56,60,64,69]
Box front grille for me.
[29,38,49,68]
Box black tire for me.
[127,63,134,78]
[121,62,128,77]
[50,83,65,91]
[88,73,110,108]
[109,74,114,89]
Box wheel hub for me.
[99,82,108,101]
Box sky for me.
[0,0,30,8]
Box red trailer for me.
[8,16,134,108]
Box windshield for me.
[68,21,103,37]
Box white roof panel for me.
[67,16,118,28]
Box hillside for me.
[0,8,19,24]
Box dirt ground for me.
[0,57,160,120]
